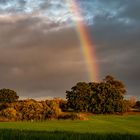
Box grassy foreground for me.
[0,115,140,140]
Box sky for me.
[0,0,140,99]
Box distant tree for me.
[129,96,136,108]
[135,101,140,108]
[0,88,19,103]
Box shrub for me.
[135,101,140,109]
[46,100,62,119]
[59,100,68,112]
[0,107,19,120]
[58,113,86,120]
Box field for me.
[0,115,140,140]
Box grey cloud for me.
[0,16,88,98]
[0,15,80,48]
[96,0,140,21]
[119,0,140,21]
[0,0,140,99]
[87,2,140,98]
[0,0,8,4]
[0,46,87,98]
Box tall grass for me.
[0,129,140,140]
[0,115,140,140]
[0,115,140,134]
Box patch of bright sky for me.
[0,0,95,21]
[0,0,130,25]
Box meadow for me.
[0,115,140,140]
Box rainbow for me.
[66,0,98,82]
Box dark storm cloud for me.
[95,0,140,20]
[88,0,140,98]
[119,0,140,20]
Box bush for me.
[58,113,86,120]
[0,108,19,120]
[59,100,68,112]
[45,100,62,119]
[0,99,63,121]
[0,103,8,111]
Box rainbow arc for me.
[66,0,98,82]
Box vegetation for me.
[135,101,140,108]
[0,115,140,140]
[0,88,19,103]
[66,75,127,113]
[0,130,140,140]
[0,99,63,121]
[0,75,138,121]
[103,75,126,95]
[0,98,83,121]
[0,75,139,139]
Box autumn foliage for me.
[0,99,62,121]
[0,75,136,121]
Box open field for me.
[0,115,140,140]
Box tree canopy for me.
[103,75,126,95]
[66,75,127,113]
[0,88,19,103]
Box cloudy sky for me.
[0,0,140,99]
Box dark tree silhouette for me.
[0,88,19,103]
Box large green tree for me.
[66,82,92,112]
[103,75,126,95]
[0,88,19,103]
[89,82,124,113]
[66,75,127,113]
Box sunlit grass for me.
[0,115,140,140]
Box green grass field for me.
[0,115,140,140]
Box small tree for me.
[0,88,19,103]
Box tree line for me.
[0,75,139,121]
